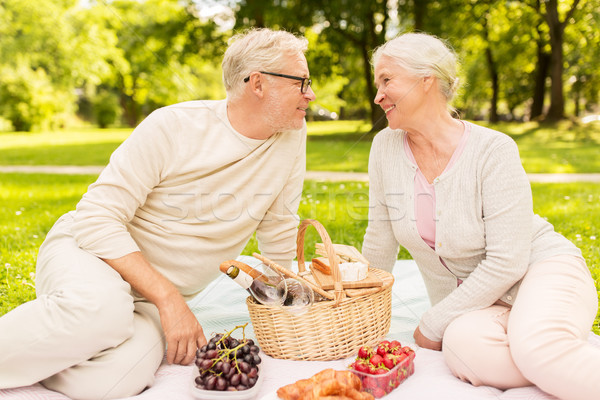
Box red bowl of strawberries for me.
[348,340,416,398]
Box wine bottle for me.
[219,260,286,306]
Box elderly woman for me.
[362,32,600,400]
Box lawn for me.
[2,120,599,173]
[1,173,599,334]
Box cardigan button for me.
[506,295,513,301]
[437,242,442,248]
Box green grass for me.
[0,173,98,314]
[2,173,598,334]
[1,120,599,173]
[480,120,600,173]
[0,128,130,166]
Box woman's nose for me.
[374,88,385,104]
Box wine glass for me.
[281,278,314,315]
[245,261,288,307]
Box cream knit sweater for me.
[362,122,582,341]
[71,99,306,299]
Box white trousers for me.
[0,213,165,399]
[443,255,600,400]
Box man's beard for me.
[263,96,303,134]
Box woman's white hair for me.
[222,28,309,100]
[372,32,460,103]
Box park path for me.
[1,165,600,183]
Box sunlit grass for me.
[1,120,600,174]
[0,128,130,166]
[481,120,600,173]
[0,173,98,315]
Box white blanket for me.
[2,258,598,400]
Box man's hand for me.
[158,295,207,365]
[413,325,442,351]
[103,251,207,365]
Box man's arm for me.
[103,251,206,365]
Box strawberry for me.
[391,348,403,356]
[369,354,384,367]
[389,340,401,350]
[376,343,389,357]
[358,345,373,359]
[382,353,396,369]
[374,367,388,375]
[353,359,371,374]
[371,387,386,398]
[362,376,378,391]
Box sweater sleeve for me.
[419,139,533,341]
[255,128,306,268]
[362,133,401,272]
[71,109,176,260]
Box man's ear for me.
[247,72,265,98]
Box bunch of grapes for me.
[194,324,262,392]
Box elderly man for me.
[0,28,315,399]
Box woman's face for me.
[373,55,429,130]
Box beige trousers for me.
[0,213,165,399]
[443,255,600,400]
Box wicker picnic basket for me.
[246,219,393,361]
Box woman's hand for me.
[158,295,207,365]
[413,325,442,351]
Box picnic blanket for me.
[1,257,599,400]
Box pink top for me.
[404,121,471,249]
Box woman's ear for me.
[422,75,435,92]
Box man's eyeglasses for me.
[244,71,312,94]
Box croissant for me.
[277,369,373,400]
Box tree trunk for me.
[546,19,565,120]
[360,42,386,131]
[530,43,551,120]
[481,13,499,123]
[543,0,580,121]
[413,0,428,32]
[485,46,499,123]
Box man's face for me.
[262,53,316,133]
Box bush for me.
[0,63,74,131]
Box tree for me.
[83,0,228,126]
[542,0,581,120]
[0,0,79,130]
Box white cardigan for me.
[362,122,582,341]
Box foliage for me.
[82,0,228,126]
[1,0,600,129]
[0,0,78,130]
[0,63,74,131]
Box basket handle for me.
[296,219,345,303]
